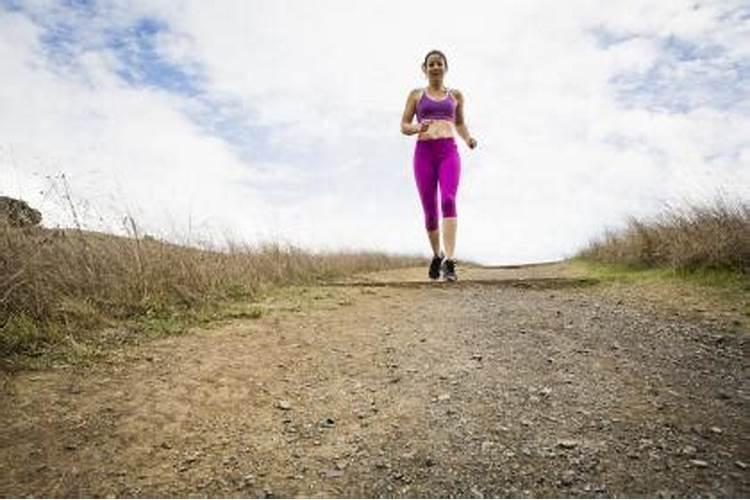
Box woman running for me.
[400,49,477,281]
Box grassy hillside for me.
[577,198,749,275]
[1,224,423,366]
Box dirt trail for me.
[1,263,747,497]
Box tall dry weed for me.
[579,197,750,274]
[0,223,422,357]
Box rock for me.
[717,389,732,400]
[425,457,436,467]
[0,196,42,227]
[682,445,697,456]
[557,439,579,449]
[323,469,344,479]
[470,486,484,498]
[709,426,723,434]
[735,460,747,470]
[561,470,576,486]
[320,417,335,428]
[690,459,709,468]
[471,354,483,361]
[437,393,451,402]
[276,400,292,411]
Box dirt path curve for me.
[1,263,747,497]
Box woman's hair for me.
[423,50,448,70]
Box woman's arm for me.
[453,89,477,149]
[401,89,428,135]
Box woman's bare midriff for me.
[417,119,455,141]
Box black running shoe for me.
[442,258,457,282]
[428,254,443,280]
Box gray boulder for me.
[0,196,42,227]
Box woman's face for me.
[423,54,447,80]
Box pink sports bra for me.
[415,88,456,122]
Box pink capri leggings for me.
[413,137,461,231]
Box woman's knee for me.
[441,196,457,218]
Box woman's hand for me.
[418,120,432,133]
[467,137,477,149]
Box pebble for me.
[709,426,723,434]
[736,461,747,470]
[557,439,579,449]
[276,400,292,411]
[437,393,451,402]
[561,470,576,486]
[717,390,732,400]
[323,469,344,479]
[682,445,697,456]
[690,459,709,468]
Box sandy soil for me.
[1,263,747,497]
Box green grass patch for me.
[570,257,748,289]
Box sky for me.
[1,0,748,265]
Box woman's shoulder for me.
[449,88,464,100]
[409,88,425,99]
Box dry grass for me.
[578,197,750,275]
[0,223,423,359]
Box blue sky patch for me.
[606,34,748,114]
[107,18,203,96]
[1,1,291,165]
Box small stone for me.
[320,417,335,428]
[561,470,576,486]
[520,419,532,427]
[558,440,579,449]
[471,354,483,361]
[710,426,723,434]
[690,459,709,468]
[735,460,747,470]
[682,445,697,456]
[323,469,344,479]
[276,400,292,411]
[425,457,436,467]
[470,486,484,498]
[437,393,451,402]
